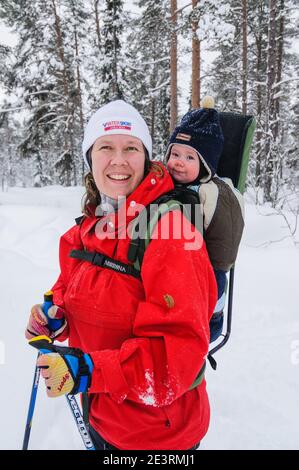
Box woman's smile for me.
[106,173,132,182]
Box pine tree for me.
[0,2,57,184]
[92,0,102,51]
[98,0,125,103]
[191,0,200,108]
[0,106,20,189]
[242,0,248,115]
[187,0,236,109]
[246,0,298,204]
[0,0,297,199]
[61,0,91,181]
[0,43,10,87]
[170,0,178,132]
[263,0,278,201]
[266,0,299,203]
[127,0,171,158]
[247,0,269,186]
[1,0,94,186]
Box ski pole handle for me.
[42,290,64,332]
[25,293,95,450]
[28,335,55,352]
[22,289,55,450]
[42,290,53,315]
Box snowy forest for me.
[0,1,299,451]
[0,0,298,208]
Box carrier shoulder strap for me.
[128,188,202,272]
[128,198,184,271]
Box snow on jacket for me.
[51,162,217,450]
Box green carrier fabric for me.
[208,112,256,361]
[128,186,202,272]
[218,112,256,194]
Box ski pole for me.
[66,394,95,450]
[22,291,54,450]
[28,335,95,450]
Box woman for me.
[26,100,217,450]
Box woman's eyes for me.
[126,146,139,152]
[187,155,195,160]
[99,145,112,151]
[97,146,139,152]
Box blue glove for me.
[29,337,93,397]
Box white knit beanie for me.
[82,100,152,167]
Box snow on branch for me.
[272,78,299,89]
[0,106,27,113]
[142,56,170,66]
[149,80,170,93]
[169,2,193,20]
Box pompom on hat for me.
[165,96,224,183]
[82,100,152,168]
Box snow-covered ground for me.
[0,186,298,450]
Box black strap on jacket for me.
[69,249,141,280]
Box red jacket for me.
[52,162,217,450]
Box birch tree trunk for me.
[254,0,267,185]
[73,12,85,181]
[191,0,200,109]
[112,2,120,98]
[255,15,262,182]
[242,0,248,115]
[170,0,178,132]
[275,0,284,138]
[51,0,73,185]
[264,0,277,201]
[94,0,101,50]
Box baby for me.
[165,97,244,342]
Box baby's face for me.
[167,144,200,184]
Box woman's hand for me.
[25,304,68,340]
[36,345,93,397]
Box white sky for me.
[0,24,17,47]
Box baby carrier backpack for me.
[125,112,256,369]
[71,111,256,408]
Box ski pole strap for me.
[189,361,206,390]
[82,392,90,427]
[69,249,141,280]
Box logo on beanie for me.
[103,121,132,131]
[176,133,191,141]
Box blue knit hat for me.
[165,97,224,183]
